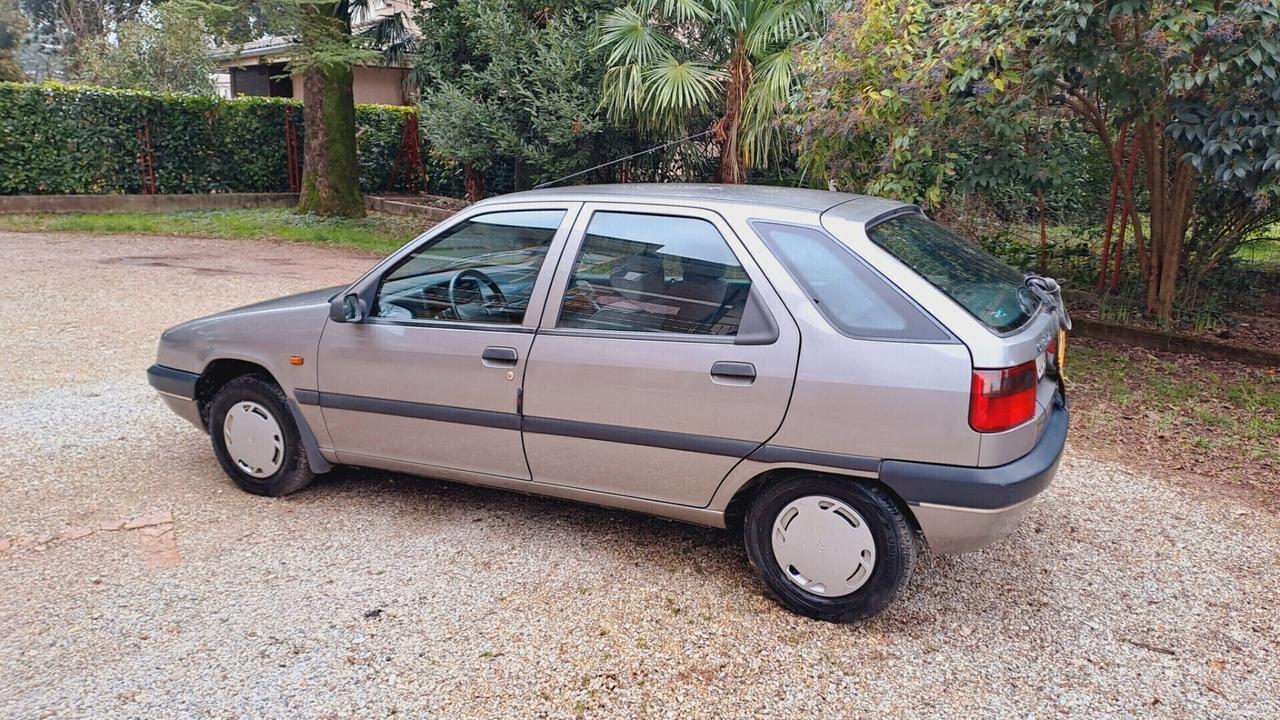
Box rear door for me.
[521,203,800,506]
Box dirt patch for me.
[138,523,181,569]
[2,511,181,569]
[1067,336,1280,510]
[99,255,253,276]
[1069,284,1280,356]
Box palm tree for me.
[596,0,825,183]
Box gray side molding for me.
[306,390,522,430]
[748,445,879,473]
[286,398,334,474]
[523,416,759,457]
[734,287,779,345]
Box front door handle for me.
[710,361,756,384]
[481,346,519,366]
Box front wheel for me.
[208,375,315,497]
[744,475,918,622]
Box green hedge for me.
[0,82,464,196]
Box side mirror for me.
[329,294,366,323]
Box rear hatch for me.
[861,212,1065,459]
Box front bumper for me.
[881,396,1069,553]
[147,364,204,430]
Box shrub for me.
[0,82,458,196]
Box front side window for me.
[753,223,950,341]
[374,210,564,324]
[557,212,752,336]
[866,213,1040,334]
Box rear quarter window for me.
[752,222,950,342]
[866,213,1040,334]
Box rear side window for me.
[557,212,752,336]
[867,214,1040,334]
[753,222,949,342]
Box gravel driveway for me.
[1,231,1277,719]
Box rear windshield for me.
[867,214,1040,333]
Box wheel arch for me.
[195,358,333,475]
[196,358,276,425]
[723,467,923,542]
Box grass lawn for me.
[1067,337,1280,501]
[996,218,1280,269]
[0,209,437,255]
[1235,237,1280,265]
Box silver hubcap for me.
[771,495,876,597]
[222,401,284,478]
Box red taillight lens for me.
[969,361,1037,433]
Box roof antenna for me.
[532,129,715,190]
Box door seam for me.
[517,202,586,480]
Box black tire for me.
[743,475,917,622]
[207,375,315,497]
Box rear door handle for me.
[710,361,756,383]
[481,346,519,366]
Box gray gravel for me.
[2,231,1278,719]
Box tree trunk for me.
[1097,175,1119,290]
[716,42,751,184]
[296,8,364,218]
[1139,122,1196,322]
[463,163,486,202]
[1066,94,1199,322]
[512,157,526,192]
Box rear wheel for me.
[208,375,315,496]
[744,475,917,622]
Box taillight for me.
[969,361,1037,433]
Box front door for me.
[317,205,577,480]
[521,204,801,506]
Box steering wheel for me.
[447,268,509,321]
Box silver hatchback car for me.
[149,184,1069,621]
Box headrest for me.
[680,257,726,281]
[609,255,665,294]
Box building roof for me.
[211,35,299,64]
[213,1,420,67]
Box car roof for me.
[475,184,911,223]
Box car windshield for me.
[866,213,1040,333]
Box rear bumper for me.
[147,364,204,430]
[881,396,1068,553]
